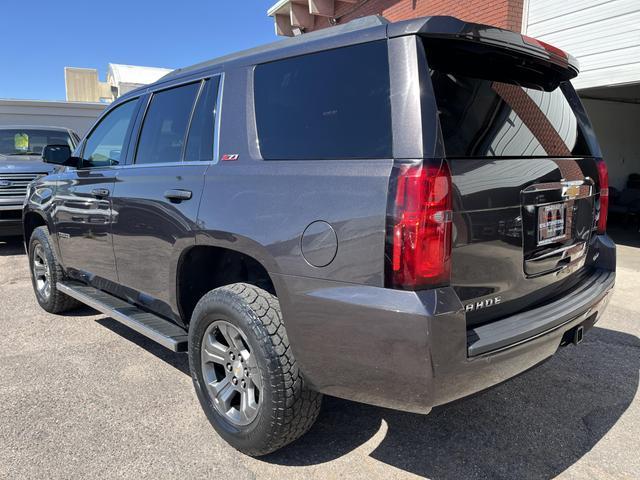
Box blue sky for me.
[0,0,278,101]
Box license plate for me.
[538,203,567,246]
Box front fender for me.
[23,175,58,254]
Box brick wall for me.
[329,0,524,32]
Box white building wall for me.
[0,100,105,137]
[583,99,640,190]
[525,0,640,90]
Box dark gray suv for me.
[23,15,615,456]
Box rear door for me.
[421,38,603,326]
[111,77,219,321]
[55,98,140,286]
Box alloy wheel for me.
[32,243,51,300]
[201,320,262,426]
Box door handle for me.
[164,189,192,202]
[91,188,110,198]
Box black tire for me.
[188,282,322,456]
[28,226,79,313]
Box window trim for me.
[212,73,224,165]
[182,76,222,164]
[181,80,207,162]
[78,97,141,170]
[126,73,224,168]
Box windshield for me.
[0,129,74,156]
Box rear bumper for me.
[275,235,616,414]
[428,274,612,409]
[467,269,613,356]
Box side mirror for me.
[41,144,79,167]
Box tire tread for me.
[224,283,321,455]
[191,282,322,456]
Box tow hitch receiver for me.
[572,325,584,345]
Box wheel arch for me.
[23,210,48,245]
[176,244,278,326]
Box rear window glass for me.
[254,41,392,160]
[136,82,200,165]
[425,43,594,158]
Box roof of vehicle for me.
[135,15,578,94]
[0,125,74,133]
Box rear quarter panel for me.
[196,159,392,285]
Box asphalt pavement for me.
[0,231,638,480]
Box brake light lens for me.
[522,34,569,60]
[387,160,453,289]
[596,159,609,234]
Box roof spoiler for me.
[387,16,579,78]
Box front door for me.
[111,78,219,320]
[55,98,140,286]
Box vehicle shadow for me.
[0,236,25,256]
[94,320,638,479]
[95,317,190,375]
[261,326,639,479]
[62,305,103,318]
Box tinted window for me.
[423,40,595,158]
[254,41,392,160]
[184,77,219,162]
[431,73,593,157]
[136,82,200,164]
[83,99,138,168]
[0,129,74,156]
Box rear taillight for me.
[596,159,609,234]
[387,160,453,289]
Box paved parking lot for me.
[0,233,638,480]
